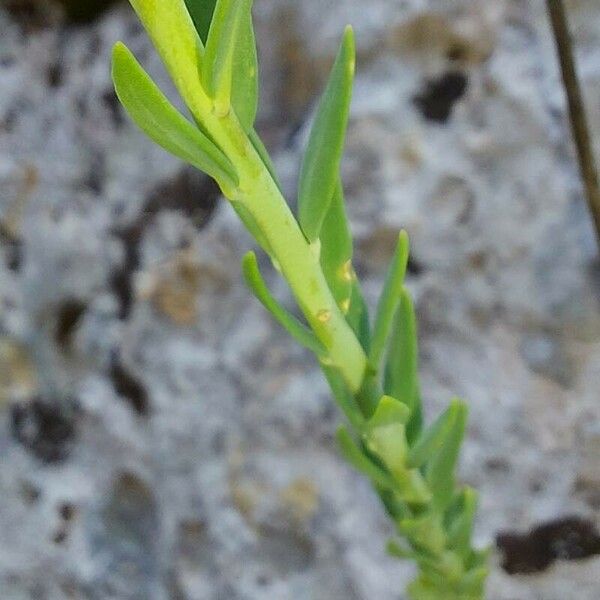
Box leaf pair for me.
[112,43,237,187]
[185,0,258,131]
[201,0,258,128]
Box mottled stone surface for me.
[1,1,599,599]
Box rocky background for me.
[1,0,600,598]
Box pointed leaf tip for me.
[242,251,325,356]
[298,28,356,242]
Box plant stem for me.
[204,109,368,392]
[546,0,600,249]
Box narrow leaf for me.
[203,0,250,114]
[370,230,409,368]
[447,487,479,554]
[298,27,355,242]
[386,539,415,560]
[383,287,423,443]
[249,128,281,190]
[112,42,237,186]
[186,0,258,130]
[231,6,258,131]
[406,399,460,469]
[425,400,468,511]
[346,280,371,352]
[320,181,353,315]
[336,426,396,490]
[230,201,273,255]
[242,252,325,356]
[322,365,364,430]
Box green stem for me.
[204,109,368,392]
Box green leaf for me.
[322,365,364,430]
[298,27,355,242]
[369,230,409,368]
[320,181,353,315]
[398,513,446,556]
[230,201,273,255]
[383,287,423,443]
[112,42,237,186]
[249,128,281,190]
[184,0,217,43]
[368,395,411,428]
[346,279,371,352]
[387,538,416,560]
[447,487,478,554]
[336,426,396,490]
[186,0,258,130]
[242,252,325,356]
[231,6,258,131]
[425,400,468,511]
[203,0,251,115]
[406,399,461,469]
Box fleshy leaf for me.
[322,365,364,430]
[384,287,423,443]
[186,0,258,130]
[298,27,355,242]
[346,279,371,352]
[368,395,411,428]
[370,230,409,368]
[336,426,396,490]
[406,399,460,469]
[230,201,273,255]
[203,0,251,115]
[112,42,237,186]
[242,252,325,356]
[231,6,258,131]
[425,400,468,511]
[320,181,353,315]
[447,487,478,555]
[249,129,281,189]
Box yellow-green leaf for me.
[298,27,355,242]
[112,42,237,186]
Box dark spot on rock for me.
[11,397,78,463]
[407,254,425,276]
[497,516,600,574]
[256,524,316,575]
[55,299,87,350]
[59,502,76,521]
[47,62,63,88]
[56,0,121,24]
[446,42,468,62]
[110,168,220,320]
[574,477,600,511]
[110,220,143,320]
[144,168,221,229]
[20,481,42,504]
[89,472,160,597]
[413,71,468,123]
[84,152,106,194]
[102,88,124,128]
[4,0,58,32]
[109,354,149,416]
[53,529,68,544]
[484,456,510,473]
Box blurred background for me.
[1,0,600,598]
